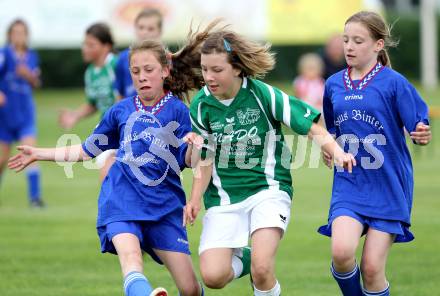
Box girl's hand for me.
[333,150,357,173]
[8,145,38,172]
[183,132,204,149]
[410,122,431,145]
[58,108,77,130]
[183,199,201,226]
[0,91,6,107]
[322,150,333,168]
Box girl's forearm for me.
[191,163,212,201]
[35,144,92,162]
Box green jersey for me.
[190,77,320,209]
[84,53,117,116]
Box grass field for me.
[1,84,439,295]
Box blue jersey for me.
[0,45,39,129]
[323,63,429,225]
[114,48,136,98]
[82,92,191,227]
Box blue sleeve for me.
[114,51,127,97]
[82,108,120,157]
[174,105,192,169]
[395,78,430,133]
[323,82,336,134]
[0,48,6,79]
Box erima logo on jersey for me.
[177,238,189,245]
[304,108,311,118]
[345,94,364,101]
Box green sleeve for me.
[252,79,321,135]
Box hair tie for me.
[223,39,232,52]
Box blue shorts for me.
[317,208,414,243]
[97,210,190,264]
[0,121,36,144]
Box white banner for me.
[0,0,379,47]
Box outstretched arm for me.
[308,123,356,172]
[8,144,92,172]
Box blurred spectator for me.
[0,19,44,208]
[292,53,325,111]
[320,34,346,79]
[115,8,163,99]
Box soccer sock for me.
[123,271,153,296]
[331,262,363,296]
[363,282,390,296]
[232,247,251,279]
[253,280,281,296]
[26,167,41,202]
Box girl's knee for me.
[331,241,356,266]
[361,259,384,283]
[251,261,273,285]
[200,270,229,289]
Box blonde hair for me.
[182,19,276,79]
[129,39,204,101]
[345,11,398,67]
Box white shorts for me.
[95,149,117,168]
[198,189,292,254]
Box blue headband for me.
[223,38,232,52]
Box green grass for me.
[0,84,439,295]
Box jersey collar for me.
[343,62,383,91]
[134,91,173,115]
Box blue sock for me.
[363,282,390,296]
[123,271,153,296]
[26,168,41,202]
[331,262,363,296]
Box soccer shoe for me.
[149,287,168,296]
[30,199,46,208]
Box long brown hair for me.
[181,19,275,78]
[345,11,398,67]
[129,39,205,101]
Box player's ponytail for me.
[378,49,391,67]
[346,11,398,68]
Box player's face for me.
[130,50,169,103]
[201,52,242,99]
[82,34,107,63]
[9,23,28,48]
[135,16,162,41]
[343,22,384,70]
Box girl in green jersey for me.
[58,23,117,181]
[182,20,356,296]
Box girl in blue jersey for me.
[115,8,163,99]
[8,39,206,296]
[0,19,44,207]
[318,11,432,296]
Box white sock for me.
[254,280,281,296]
[231,254,243,279]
